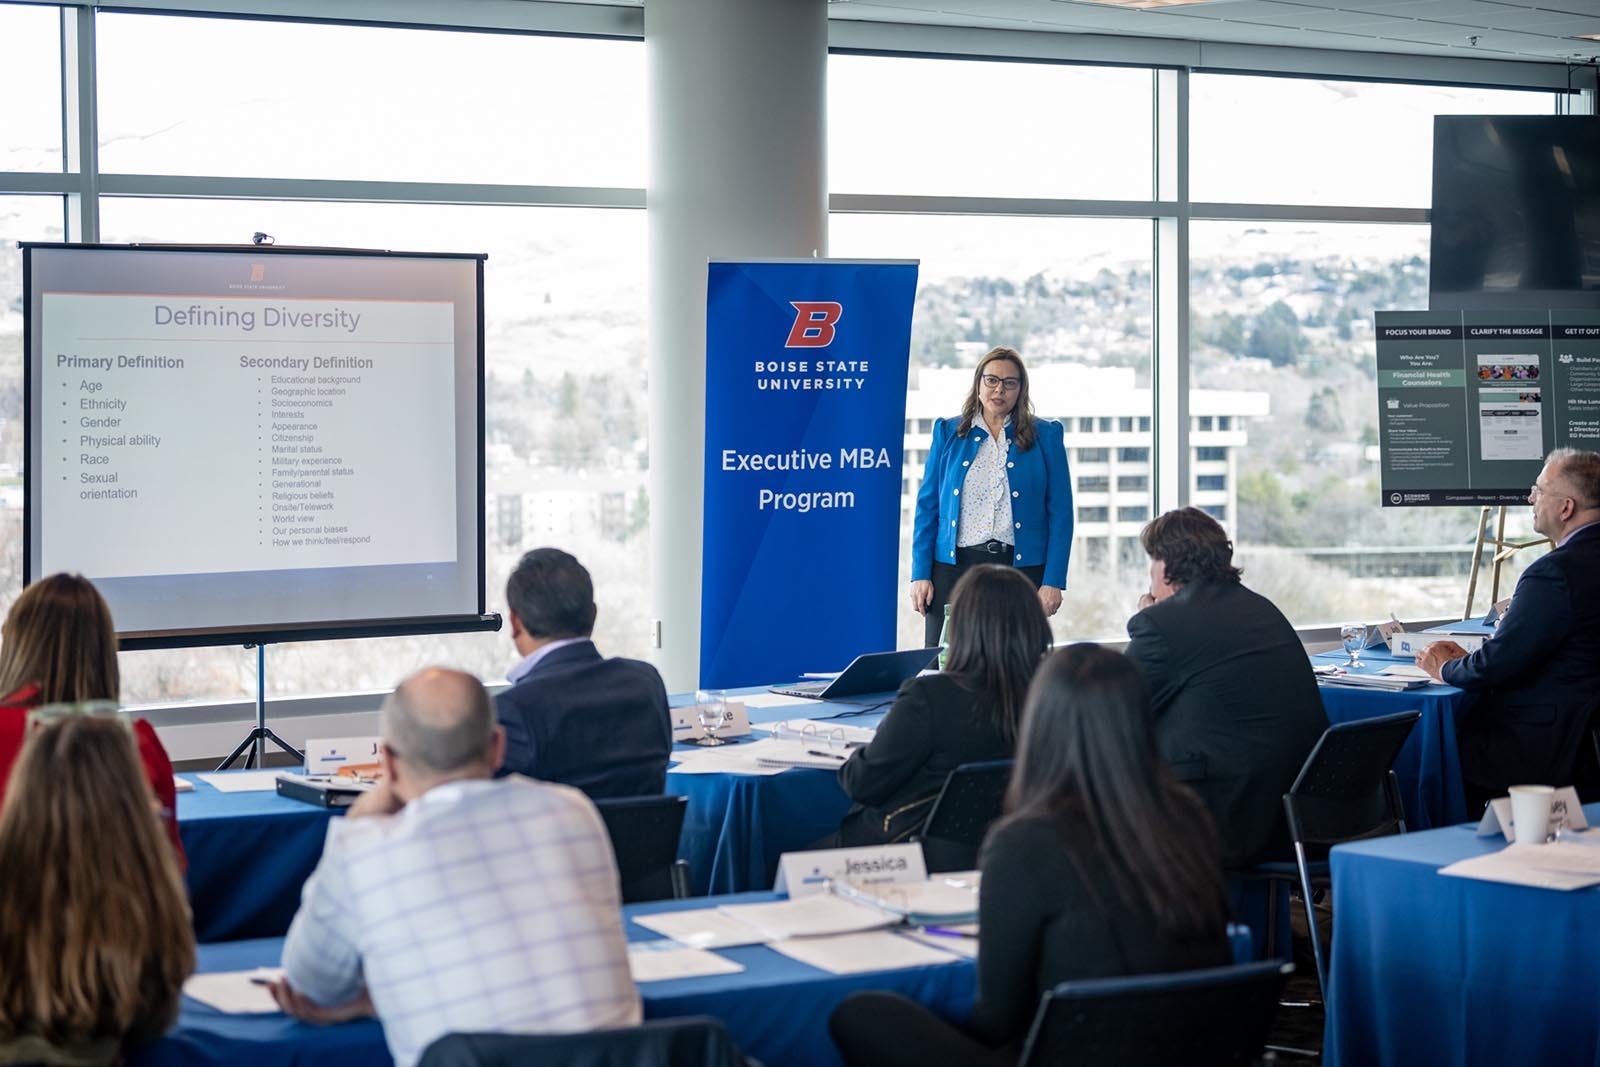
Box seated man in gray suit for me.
[494,548,672,799]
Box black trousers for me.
[924,546,1046,648]
[830,990,1015,1067]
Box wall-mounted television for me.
[1430,115,1600,311]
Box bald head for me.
[380,668,496,780]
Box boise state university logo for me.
[785,301,842,347]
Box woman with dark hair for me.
[834,565,1050,846]
[0,712,195,1065]
[0,573,185,865]
[908,347,1073,647]
[1126,506,1326,867]
[830,643,1231,1067]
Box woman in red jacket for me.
[0,573,184,866]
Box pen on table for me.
[919,926,978,939]
[806,749,848,761]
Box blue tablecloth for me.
[1312,648,1472,828]
[667,689,890,896]
[130,892,976,1067]
[1324,805,1600,1067]
[177,774,337,943]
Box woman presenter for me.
[909,347,1072,647]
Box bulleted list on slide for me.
[39,293,459,579]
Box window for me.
[1197,415,1214,431]
[1197,446,1227,462]
[1118,447,1149,463]
[1139,416,1150,432]
[1078,448,1109,463]
[830,55,1152,200]
[1078,476,1110,493]
[1118,475,1148,492]
[97,15,645,187]
[1117,506,1148,523]
[1197,474,1227,492]
[1118,416,1134,432]
[0,4,61,172]
[1204,505,1227,521]
[1191,75,1555,208]
[1078,417,1093,432]
[1078,506,1109,523]
[1099,417,1113,432]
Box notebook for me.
[769,648,939,700]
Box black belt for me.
[957,540,1014,559]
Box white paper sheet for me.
[1439,841,1600,890]
[631,908,771,948]
[1379,664,1433,680]
[173,775,196,793]
[900,927,979,959]
[769,931,962,974]
[182,968,283,1013]
[195,771,283,793]
[740,693,818,709]
[626,943,746,982]
[667,743,791,776]
[717,894,896,940]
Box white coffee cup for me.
[1509,784,1556,845]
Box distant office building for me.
[903,364,1270,571]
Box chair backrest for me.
[1284,709,1420,854]
[917,759,1012,873]
[418,1016,744,1067]
[1017,960,1292,1067]
[593,794,689,903]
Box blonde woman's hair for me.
[0,574,120,704]
[0,714,194,1046]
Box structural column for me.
[646,0,828,690]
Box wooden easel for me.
[1462,505,1548,620]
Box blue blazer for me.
[1443,522,1600,793]
[494,640,672,800]
[911,416,1073,587]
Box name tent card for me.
[773,843,925,898]
[304,736,381,776]
[669,700,751,741]
[1477,786,1588,840]
[1388,632,1486,658]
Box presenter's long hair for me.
[942,565,1051,744]
[0,574,120,704]
[957,346,1037,451]
[0,714,193,1046]
[1004,644,1229,940]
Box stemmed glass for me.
[1339,623,1368,669]
[694,690,731,746]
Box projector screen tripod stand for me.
[217,642,305,771]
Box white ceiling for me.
[823,0,1600,63]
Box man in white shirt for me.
[271,667,641,1067]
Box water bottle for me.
[937,604,952,670]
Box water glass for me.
[695,689,731,746]
[1340,623,1368,669]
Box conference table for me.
[132,891,976,1067]
[1324,804,1600,1066]
[179,667,1471,941]
[1310,646,1473,828]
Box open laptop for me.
[769,648,940,701]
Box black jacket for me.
[970,813,1230,1049]
[494,640,672,800]
[1444,523,1600,796]
[836,673,1014,846]
[1123,579,1327,868]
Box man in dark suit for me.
[1123,508,1327,868]
[495,548,671,799]
[1420,449,1600,807]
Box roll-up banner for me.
[700,259,919,689]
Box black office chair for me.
[1266,709,1421,996]
[418,1016,747,1067]
[913,759,1012,873]
[594,794,692,903]
[1016,960,1293,1067]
